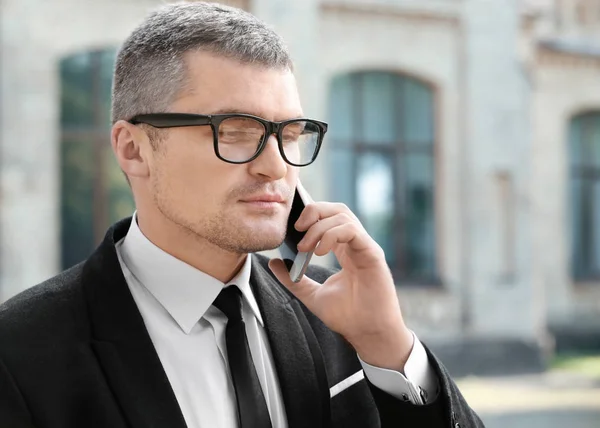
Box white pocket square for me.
[330,370,365,398]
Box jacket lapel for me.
[250,257,330,428]
[82,218,187,428]
[80,217,330,428]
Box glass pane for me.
[329,148,354,207]
[61,139,95,269]
[100,49,117,127]
[590,115,600,167]
[60,52,94,129]
[570,177,585,277]
[357,153,395,262]
[328,74,354,143]
[61,48,126,270]
[361,73,396,145]
[569,116,583,166]
[105,145,135,224]
[569,112,600,279]
[404,153,436,277]
[402,79,434,146]
[592,181,600,274]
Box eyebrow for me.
[207,108,306,121]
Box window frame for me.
[329,71,440,286]
[570,111,600,281]
[60,48,133,269]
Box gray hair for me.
[111,1,293,124]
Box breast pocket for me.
[330,371,380,428]
[330,370,365,398]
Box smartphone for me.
[279,180,314,283]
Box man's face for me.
[146,52,302,254]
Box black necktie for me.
[213,286,272,428]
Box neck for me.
[135,209,247,284]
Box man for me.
[0,2,483,427]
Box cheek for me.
[163,133,216,181]
[157,146,236,208]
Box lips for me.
[241,194,285,203]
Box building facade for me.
[1,0,599,374]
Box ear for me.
[111,120,151,181]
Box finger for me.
[295,202,360,232]
[297,212,355,252]
[268,258,321,307]
[314,223,366,256]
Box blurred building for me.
[2,0,600,374]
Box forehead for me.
[172,51,303,120]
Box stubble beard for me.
[154,187,286,254]
[200,210,286,254]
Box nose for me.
[247,134,289,179]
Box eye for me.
[282,123,306,141]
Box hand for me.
[268,202,414,372]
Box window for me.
[577,0,588,25]
[573,0,600,25]
[328,72,437,284]
[60,49,135,269]
[570,112,600,280]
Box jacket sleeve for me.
[0,357,36,428]
[367,345,485,428]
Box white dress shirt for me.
[115,214,438,428]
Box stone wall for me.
[3,0,597,373]
[0,0,166,301]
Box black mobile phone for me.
[279,181,314,282]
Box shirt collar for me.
[119,213,264,334]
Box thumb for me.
[268,258,320,308]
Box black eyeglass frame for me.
[128,112,328,167]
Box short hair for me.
[111,1,293,124]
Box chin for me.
[196,208,288,253]
[201,219,281,254]
[228,233,285,254]
[249,227,286,248]
[242,212,285,231]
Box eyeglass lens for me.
[216,117,319,165]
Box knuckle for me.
[337,212,353,223]
[320,228,334,240]
[306,205,320,221]
[345,221,359,233]
[331,212,353,228]
[304,203,316,213]
[303,229,317,244]
[333,202,349,212]
[299,204,313,217]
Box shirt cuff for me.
[358,331,439,405]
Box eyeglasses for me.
[128,113,328,167]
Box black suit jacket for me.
[0,218,483,428]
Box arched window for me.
[570,112,600,280]
[328,72,437,283]
[60,49,134,269]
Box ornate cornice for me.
[537,45,600,68]
[320,1,460,26]
[209,0,250,11]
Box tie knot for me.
[213,286,243,322]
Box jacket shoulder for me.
[0,262,87,345]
